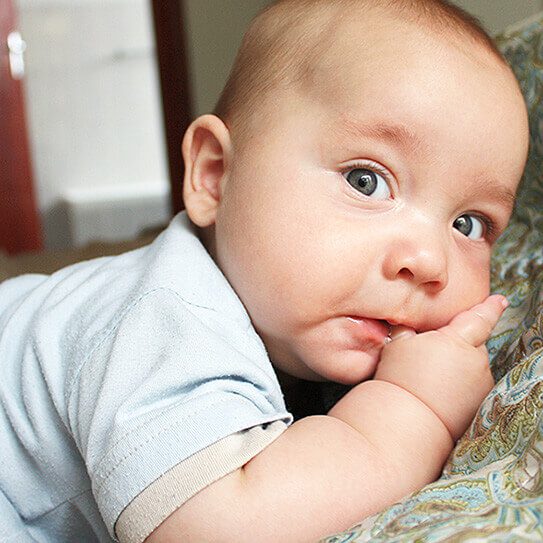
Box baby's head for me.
[182,0,529,384]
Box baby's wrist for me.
[372,372,456,442]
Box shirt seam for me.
[94,393,289,493]
[67,290,259,467]
[64,287,215,416]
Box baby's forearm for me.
[148,380,453,543]
[329,379,454,491]
[329,378,454,479]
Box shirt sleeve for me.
[66,288,292,540]
[116,420,287,543]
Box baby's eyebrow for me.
[333,117,428,157]
[469,177,517,209]
[332,117,518,210]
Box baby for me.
[0,1,529,542]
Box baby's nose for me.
[382,236,448,293]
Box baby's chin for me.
[295,347,383,385]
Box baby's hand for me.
[374,295,508,441]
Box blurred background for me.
[1,0,541,277]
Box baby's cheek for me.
[418,255,490,331]
[444,260,490,319]
[466,256,491,299]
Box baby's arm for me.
[146,296,504,543]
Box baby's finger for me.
[441,294,508,347]
[389,325,417,342]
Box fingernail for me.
[389,329,416,341]
[500,296,509,309]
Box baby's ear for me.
[182,114,232,227]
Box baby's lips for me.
[346,316,390,347]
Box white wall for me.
[17,0,169,248]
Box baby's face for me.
[213,19,528,384]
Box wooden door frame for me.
[151,0,193,215]
[0,0,42,254]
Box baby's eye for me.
[344,168,391,200]
[453,214,485,240]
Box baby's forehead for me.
[299,25,500,117]
[303,11,499,82]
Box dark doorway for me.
[0,0,42,254]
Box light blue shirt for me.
[0,212,292,542]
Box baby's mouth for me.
[345,316,391,346]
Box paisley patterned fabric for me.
[322,15,543,542]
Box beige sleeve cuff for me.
[115,420,288,543]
